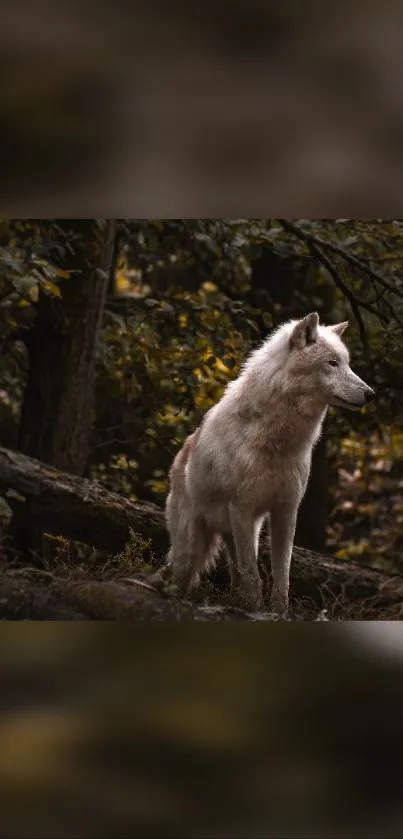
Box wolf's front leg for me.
[270,501,298,617]
[227,504,263,608]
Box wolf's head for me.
[288,312,375,411]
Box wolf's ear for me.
[329,321,348,337]
[290,312,319,349]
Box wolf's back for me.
[168,428,201,493]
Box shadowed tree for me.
[9,219,117,557]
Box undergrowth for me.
[0,528,401,620]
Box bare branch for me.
[277,220,389,331]
[278,219,403,300]
[307,239,371,365]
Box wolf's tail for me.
[165,431,221,594]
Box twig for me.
[307,239,372,365]
[278,219,403,300]
[121,576,160,594]
[277,219,380,360]
[282,219,403,325]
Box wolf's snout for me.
[365,387,376,402]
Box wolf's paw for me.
[270,591,289,620]
[231,582,264,612]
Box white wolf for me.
[165,312,375,615]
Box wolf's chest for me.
[232,445,311,512]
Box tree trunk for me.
[10,220,117,557]
[18,220,116,472]
[295,424,329,553]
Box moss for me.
[67,582,144,619]
[67,579,188,620]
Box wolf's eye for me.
[328,359,339,367]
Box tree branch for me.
[308,239,371,364]
[278,219,403,303]
[277,220,378,362]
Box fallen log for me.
[0,445,167,554]
[0,445,402,618]
[0,567,275,621]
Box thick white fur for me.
[165,312,374,615]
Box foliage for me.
[42,529,157,582]
[328,428,403,572]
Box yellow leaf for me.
[44,281,61,297]
[116,272,130,292]
[53,268,70,279]
[215,358,231,373]
[149,479,168,494]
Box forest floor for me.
[0,525,402,621]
